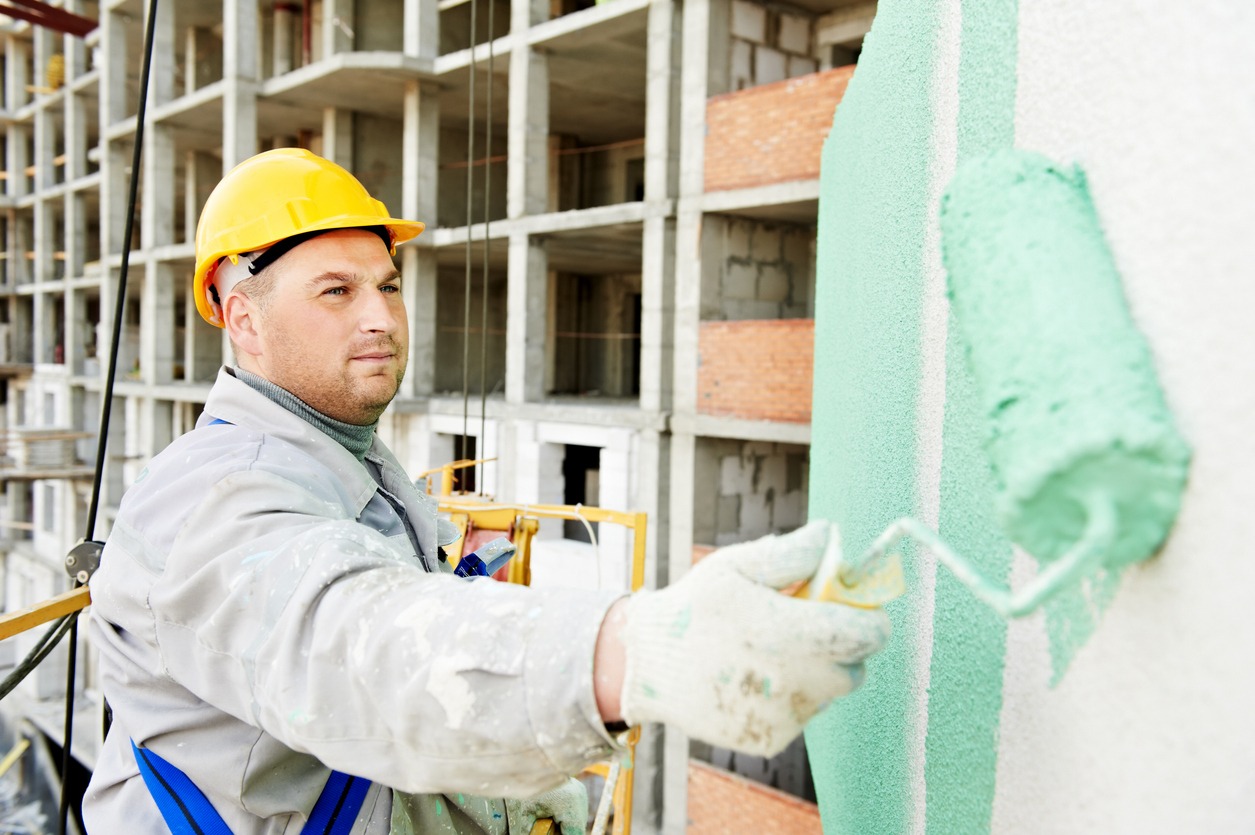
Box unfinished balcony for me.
[702,64,854,221]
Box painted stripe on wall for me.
[924,0,1019,832]
[805,0,942,831]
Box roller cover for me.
[940,149,1190,567]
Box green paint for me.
[941,150,1191,569]
[804,0,940,830]
[940,148,1189,681]
[670,606,691,639]
[924,1,1019,832]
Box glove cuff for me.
[619,586,696,729]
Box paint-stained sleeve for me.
[149,466,623,797]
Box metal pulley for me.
[65,540,104,585]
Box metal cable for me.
[478,0,495,494]
[0,615,75,701]
[461,0,478,468]
[59,0,161,831]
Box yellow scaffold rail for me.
[440,498,646,835]
[0,586,91,642]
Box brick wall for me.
[704,65,855,193]
[697,319,813,422]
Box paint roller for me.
[805,149,1191,618]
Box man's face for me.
[236,229,408,425]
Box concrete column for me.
[63,0,88,80]
[322,0,356,57]
[322,108,354,168]
[274,2,295,75]
[65,192,85,280]
[639,0,680,415]
[183,149,216,244]
[402,247,438,397]
[31,28,54,193]
[33,201,53,285]
[141,126,175,249]
[400,81,440,398]
[222,0,258,169]
[141,264,176,385]
[64,287,82,373]
[64,85,87,184]
[404,0,437,58]
[507,0,549,219]
[101,9,128,126]
[504,234,547,403]
[661,0,732,830]
[149,0,176,108]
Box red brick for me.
[696,319,814,423]
[704,66,855,192]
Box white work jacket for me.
[83,368,620,833]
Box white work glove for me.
[505,778,588,834]
[620,521,889,757]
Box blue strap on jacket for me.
[132,740,371,835]
[134,414,372,831]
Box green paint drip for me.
[804,0,939,831]
[941,149,1191,568]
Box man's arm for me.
[593,599,628,724]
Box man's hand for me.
[505,778,588,834]
[614,521,889,757]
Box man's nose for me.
[360,289,400,333]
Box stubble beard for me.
[272,333,408,426]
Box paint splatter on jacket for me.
[84,367,619,833]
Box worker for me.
[83,148,890,834]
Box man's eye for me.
[324,286,348,296]
[381,284,400,294]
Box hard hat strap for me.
[246,225,391,278]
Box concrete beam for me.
[816,1,877,46]
[670,412,812,445]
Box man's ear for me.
[223,292,263,359]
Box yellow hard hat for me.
[193,147,425,327]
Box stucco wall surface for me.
[807,0,1255,831]
[992,3,1255,831]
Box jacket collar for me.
[200,367,383,515]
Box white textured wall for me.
[994,4,1255,830]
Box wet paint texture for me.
[804,0,939,830]
[941,150,1191,568]
[924,0,1018,831]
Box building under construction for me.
[0,0,870,829]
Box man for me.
[84,148,889,833]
